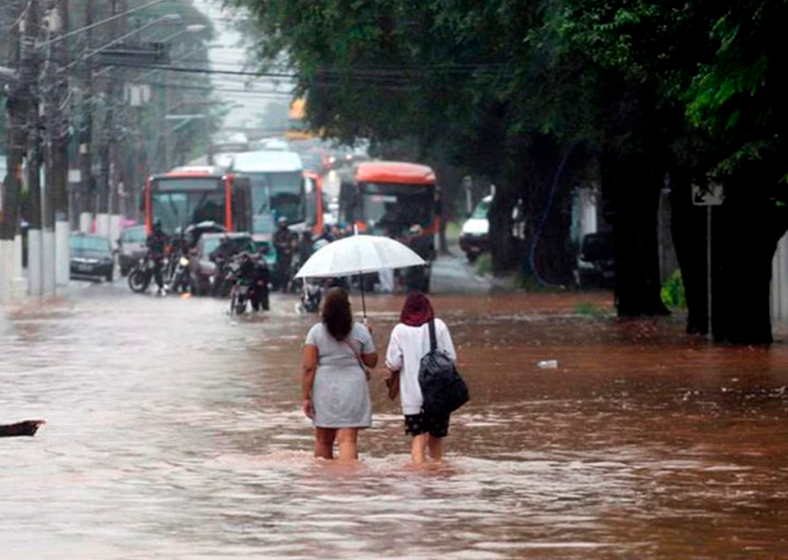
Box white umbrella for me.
[295,233,426,316]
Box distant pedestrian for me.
[385,292,457,464]
[146,219,169,295]
[302,287,378,461]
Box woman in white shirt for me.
[385,292,457,464]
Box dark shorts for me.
[404,412,450,438]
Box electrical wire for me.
[37,0,169,47]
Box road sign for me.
[692,184,724,206]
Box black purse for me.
[418,319,469,416]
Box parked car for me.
[459,195,491,262]
[116,225,147,276]
[70,233,114,282]
[574,231,615,287]
[189,232,256,296]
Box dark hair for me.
[322,287,353,341]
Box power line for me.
[37,0,168,47]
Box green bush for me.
[574,301,610,317]
[661,269,687,308]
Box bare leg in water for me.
[315,427,337,459]
[427,435,444,462]
[411,434,444,464]
[336,428,359,461]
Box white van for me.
[459,194,491,262]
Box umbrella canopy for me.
[295,234,426,279]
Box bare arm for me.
[302,345,319,418]
[361,351,378,368]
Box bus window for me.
[359,182,433,236]
[246,170,305,225]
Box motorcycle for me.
[127,251,157,293]
[166,254,191,294]
[227,254,269,316]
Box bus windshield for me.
[245,171,305,231]
[359,182,434,236]
[150,177,226,233]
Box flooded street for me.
[2,281,788,559]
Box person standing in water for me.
[302,287,377,461]
[385,292,457,464]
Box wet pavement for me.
[2,271,788,559]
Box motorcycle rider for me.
[298,231,314,264]
[273,217,297,291]
[237,251,270,311]
[146,219,169,295]
[210,235,240,296]
[210,234,237,263]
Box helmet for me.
[278,217,288,226]
[409,224,423,235]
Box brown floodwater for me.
[1,285,787,559]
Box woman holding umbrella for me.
[302,287,378,461]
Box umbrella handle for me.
[359,270,367,318]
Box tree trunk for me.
[670,175,709,334]
[713,195,788,344]
[488,181,518,274]
[1,1,26,242]
[602,151,669,317]
[524,138,581,286]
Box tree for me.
[563,0,788,341]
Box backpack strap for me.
[428,318,437,352]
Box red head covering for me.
[400,292,435,327]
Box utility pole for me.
[78,0,94,233]
[44,0,70,290]
[26,0,44,297]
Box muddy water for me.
[2,287,788,559]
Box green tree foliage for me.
[231,0,788,339]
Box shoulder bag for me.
[418,319,469,416]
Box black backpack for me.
[418,319,469,417]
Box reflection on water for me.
[2,287,788,559]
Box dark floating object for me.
[0,420,46,438]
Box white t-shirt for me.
[385,318,457,415]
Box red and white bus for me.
[338,161,439,290]
[143,166,252,234]
[339,161,439,238]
